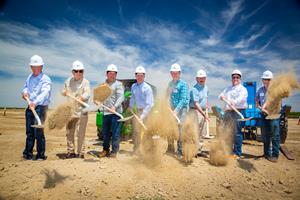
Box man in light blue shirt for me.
[189,69,209,154]
[167,63,189,157]
[21,55,52,160]
[255,70,280,163]
[129,66,154,153]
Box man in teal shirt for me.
[167,63,189,158]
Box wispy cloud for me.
[240,36,274,55]
[197,0,244,46]
[241,0,270,21]
[234,25,269,49]
[117,0,124,21]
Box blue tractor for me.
[212,81,290,144]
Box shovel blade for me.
[204,135,215,139]
[118,115,134,122]
[266,114,281,120]
[31,124,44,129]
[237,117,253,122]
[152,135,160,140]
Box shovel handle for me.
[222,98,245,119]
[96,102,124,119]
[66,93,90,108]
[24,97,42,125]
[129,110,147,130]
[168,107,181,124]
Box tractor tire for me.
[97,127,103,141]
[280,118,288,144]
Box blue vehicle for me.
[212,81,290,143]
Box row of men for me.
[21,55,280,162]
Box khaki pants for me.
[191,109,206,151]
[66,113,88,154]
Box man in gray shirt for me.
[99,64,124,158]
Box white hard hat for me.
[261,70,273,79]
[170,63,181,72]
[106,64,118,72]
[29,55,44,66]
[135,66,146,74]
[72,60,84,70]
[232,69,242,77]
[196,69,207,78]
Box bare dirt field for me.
[0,109,299,200]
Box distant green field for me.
[288,112,300,119]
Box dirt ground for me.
[0,109,299,200]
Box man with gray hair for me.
[62,60,90,159]
[21,55,52,160]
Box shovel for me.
[25,97,44,128]
[222,98,253,122]
[168,107,181,124]
[204,100,214,139]
[68,92,126,121]
[129,110,160,140]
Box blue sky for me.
[0,0,299,110]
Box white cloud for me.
[240,37,274,55]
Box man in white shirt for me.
[219,69,248,158]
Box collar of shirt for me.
[195,83,205,90]
[106,79,117,85]
[136,81,145,87]
[30,72,43,79]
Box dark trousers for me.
[23,105,48,159]
[102,114,121,153]
[261,116,280,158]
[224,110,246,156]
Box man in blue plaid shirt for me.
[167,63,189,158]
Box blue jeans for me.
[224,110,245,156]
[102,114,121,153]
[23,105,48,159]
[261,116,280,158]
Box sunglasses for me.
[73,70,83,73]
[262,79,270,81]
[232,76,240,79]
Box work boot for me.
[99,150,109,158]
[65,152,76,159]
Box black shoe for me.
[36,156,47,161]
[266,156,278,163]
[23,155,33,160]
[65,152,76,159]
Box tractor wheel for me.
[280,118,288,144]
[97,127,103,141]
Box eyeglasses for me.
[232,76,240,79]
[73,70,83,73]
